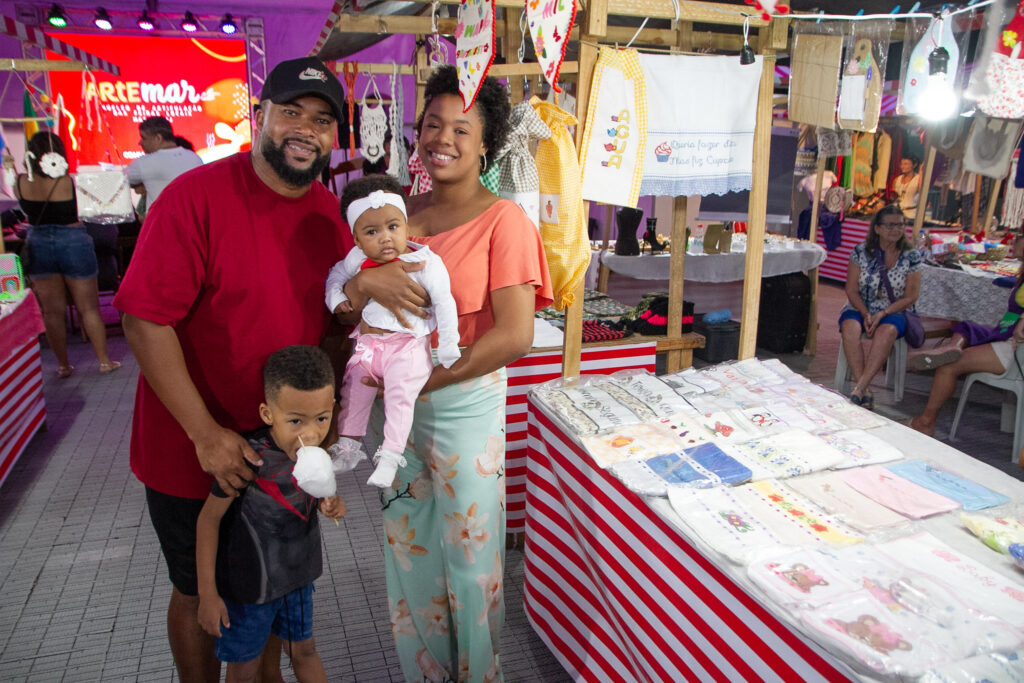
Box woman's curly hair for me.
[416,65,511,171]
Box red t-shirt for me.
[113,153,352,499]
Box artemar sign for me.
[46,33,250,165]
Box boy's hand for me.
[320,495,347,521]
[198,595,230,637]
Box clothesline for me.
[788,0,993,22]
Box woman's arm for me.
[879,269,922,316]
[421,283,535,394]
[844,262,870,317]
[342,260,429,328]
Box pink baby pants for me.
[337,331,434,455]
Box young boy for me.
[196,345,345,683]
[324,174,461,487]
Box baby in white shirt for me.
[325,175,461,487]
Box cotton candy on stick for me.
[293,436,337,502]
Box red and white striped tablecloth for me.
[504,342,656,533]
[0,295,46,489]
[522,401,853,682]
[816,217,869,282]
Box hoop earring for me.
[480,154,488,174]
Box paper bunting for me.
[456,0,496,112]
[527,0,577,93]
[745,0,790,22]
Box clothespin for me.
[816,10,824,23]
[855,8,864,15]
[890,5,901,14]
[909,2,921,13]
[967,0,980,5]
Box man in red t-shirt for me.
[113,57,354,682]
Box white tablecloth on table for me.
[916,264,1011,326]
[599,241,826,283]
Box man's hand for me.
[348,261,431,329]
[192,426,262,496]
[320,495,347,521]
[198,595,230,637]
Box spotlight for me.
[219,13,237,35]
[919,46,958,121]
[137,11,155,31]
[93,8,113,30]
[180,11,198,32]
[46,4,68,28]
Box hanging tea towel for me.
[456,0,495,112]
[532,96,589,310]
[638,53,762,197]
[495,101,551,228]
[578,48,648,208]
[978,1,1024,118]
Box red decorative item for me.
[745,0,789,22]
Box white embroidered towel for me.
[638,53,763,197]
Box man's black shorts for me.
[146,487,206,596]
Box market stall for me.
[0,292,45,489]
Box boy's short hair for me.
[340,174,407,223]
[263,346,335,401]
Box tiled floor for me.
[1,280,1022,681]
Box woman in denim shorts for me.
[17,132,119,377]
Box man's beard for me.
[260,136,331,188]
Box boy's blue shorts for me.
[838,308,907,338]
[216,583,315,663]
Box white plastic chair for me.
[949,345,1024,461]
[833,336,907,402]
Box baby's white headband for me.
[346,190,407,231]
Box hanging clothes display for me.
[963,114,1024,179]
[494,101,551,228]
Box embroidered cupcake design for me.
[655,141,672,162]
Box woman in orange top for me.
[344,66,552,681]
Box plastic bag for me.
[75,164,133,224]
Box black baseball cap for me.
[259,57,345,121]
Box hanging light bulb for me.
[137,11,155,31]
[47,4,69,28]
[219,14,238,34]
[180,11,199,33]
[739,16,756,65]
[93,8,113,30]
[918,46,958,121]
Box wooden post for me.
[804,156,826,355]
[971,174,983,234]
[504,7,525,105]
[738,30,779,359]
[983,177,1003,237]
[913,144,937,237]
[665,196,689,372]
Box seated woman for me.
[910,232,1024,436]
[838,204,923,409]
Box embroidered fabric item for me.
[75,167,133,224]
[638,53,762,197]
[667,485,798,565]
[842,466,960,519]
[819,428,904,469]
[526,0,575,92]
[817,127,854,157]
[920,651,1024,683]
[725,429,846,480]
[661,368,722,395]
[768,399,847,434]
[532,97,590,310]
[655,409,715,449]
[875,532,1024,629]
[786,472,909,532]
[578,48,647,208]
[580,423,683,468]
[494,101,550,228]
[960,512,1024,554]
[747,547,870,608]
[608,459,672,496]
[407,148,432,196]
[456,0,496,111]
[979,52,1024,118]
[732,358,788,385]
[886,460,1010,511]
[963,115,1024,179]
[606,373,691,418]
[540,384,642,435]
[736,480,864,547]
[814,398,888,430]
[682,442,752,485]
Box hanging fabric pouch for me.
[75,165,133,224]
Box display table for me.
[917,264,1011,327]
[598,240,826,283]
[522,396,1024,682]
[505,341,657,533]
[0,294,45,488]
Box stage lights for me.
[219,13,237,34]
[46,4,68,28]
[93,8,112,30]
[180,11,198,32]
[137,11,155,31]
